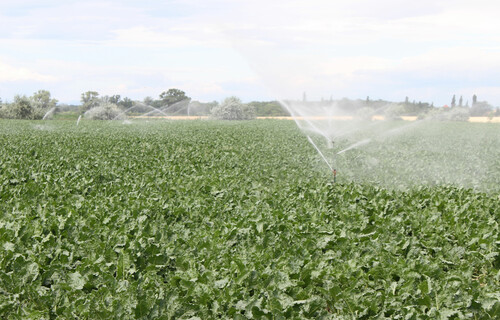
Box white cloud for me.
[0,59,56,82]
[1,0,500,105]
[108,26,226,48]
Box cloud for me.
[1,0,500,105]
[0,59,56,82]
[0,55,260,103]
[108,26,226,48]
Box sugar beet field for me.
[0,119,499,319]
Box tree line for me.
[0,90,58,120]
[1,90,498,120]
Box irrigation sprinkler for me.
[333,169,337,183]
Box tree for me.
[459,96,463,107]
[109,95,121,104]
[81,91,100,111]
[451,95,456,108]
[472,94,477,106]
[470,101,493,116]
[159,89,190,107]
[30,90,58,114]
[248,101,289,116]
[134,96,156,112]
[186,100,218,116]
[10,95,33,119]
[0,91,59,119]
[29,90,58,119]
[211,96,255,120]
[384,103,405,120]
[84,102,125,120]
[356,106,375,120]
[143,96,154,105]
[119,97,133,109]
[405,96,409,105]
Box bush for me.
[356,106,375,120]
[422,107,469,121]
[84,102,126,120]
[445,107,470,121]
[0,105,6,119]
[211,97,255,120]
[470,101,493,116]
[0,91,58,120]
[383,103,405,120]
[248,101,289,116]
[7,95,34,119]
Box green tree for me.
[451,95,456,107]
[248,101,289,116]
[470,101,493,116]
[81,91,100,111]
[135,96,156,112]
[30,90,58,119]
[159,89,190,107]
[143,96,154,105]
[119,97,133,109]
[459,96,463,107]
[211,96,255,120]
[384,103,405,120]
[0,92,59,119]
[11,95,33,119]
[109,95,121,104]
[31,90,58,109]
[472,94,477,106]
[84,102,124,120]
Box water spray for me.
[307,136,337,182]
[42,107,56,120]
[336,138,371,155]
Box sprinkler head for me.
[333,169,337,183]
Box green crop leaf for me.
[68,272,85,290]
[0,119,498,319]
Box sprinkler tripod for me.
[333,169,337,183]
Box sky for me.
[1,0,499,106]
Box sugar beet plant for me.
[0,120,499,319]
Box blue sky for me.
[1,0,499,106]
